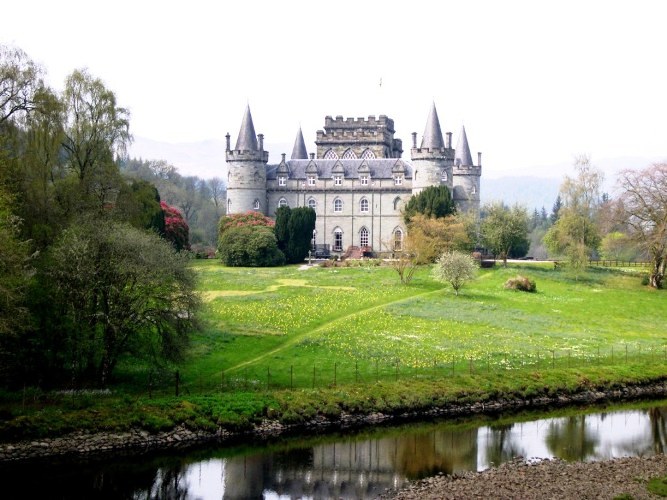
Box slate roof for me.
[266,159,412,180]
[291,127,308,159]
[454,125,474,166]
[235,105,259,151]
[420,102,445,150]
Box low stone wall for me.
[1,382,666,463]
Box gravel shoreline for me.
[381,455,667,499]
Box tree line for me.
[0,44,200,387]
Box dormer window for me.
[278,176,286,186]
[360,175,369,185]
[334,175,342,186]
[394,175,403,185]
[308,175,316,186]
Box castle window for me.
[324,149,338,160]
[278,198,288,208]
[360,227,369,247]
[359,198,369,213]
[471,185,477,194]
[227,198,232,213]
[278,176,286,186]
[253,199,260,210]
[342,149,357,159]
[394,174,403,185]
[360,175,369,185]
[333,228,343,251]
[308,198,316,210]
[441,170,448,182]
[308,175,316,186]
[393,228,403,251]
[361,149,375,159]
[333,198,343,212]
[393,197,401,210]
[334,175,342,186]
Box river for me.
[3,400,667,499]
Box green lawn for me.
[172,260,665,393]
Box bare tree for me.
[207,177,225,216]
[618,163,667,288]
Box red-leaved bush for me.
[161,201,190,251]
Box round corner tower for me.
[410,103,454,197]
[452,125,481,214]
[225,105,269,215]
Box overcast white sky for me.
[3,0,667,180]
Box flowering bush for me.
[161,201,190,251]
[218,211,275,238]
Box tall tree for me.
[544,156,603,273]
[618,163,667,288]
[61,69,131,210]
[0,44,44,125]
[285,207,316,264]
[481,203,529,266]
[206,177,225,216]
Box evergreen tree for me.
[285,207,316,264]
[274,205,291,253]
[403,185,455,224]
[550,195,563,224]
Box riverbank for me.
[2,378,667,463]
[382,455,667,499]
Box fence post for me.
[469,357,473,375]
[612,346,614,364]
[221,371,224,393]
[451,359,455,376]
[334,362,337,387]
[267,367,270,390]
[375,359,379,383]
[395,360,399,381]
[626,344,628,363]
[175,370,180,397]
[355,360,359,384]
[552,350,555,369]
[290,365,293,390]
[312,366,316,389]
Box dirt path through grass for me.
[222,286,447,374]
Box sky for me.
[3,0,667,181]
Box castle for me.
[225,103,481,256]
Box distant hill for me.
[481,176,561,211]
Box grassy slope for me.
[1,260,666,442]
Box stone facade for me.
[225,104,482,256]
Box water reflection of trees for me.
[485,424,525,466]
[545,416,598,461]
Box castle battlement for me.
[323,115,395,132]
[452,164,482,175]
[226,150,269,162]
[410,147,454,161]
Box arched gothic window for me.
[253,199,260,210]
[393,197,402,211]
[441,169,448,182]
[308,198,316,210]
[360,227,369,247]
[360,149,376,159]
[393,228,403,251]
[342,149,357,159]
[333,198,343,212]
[227,198,232,213]
[278,198,288,208]
[359,197,369,213]
[324,149,338,160]
[333,227,343,251]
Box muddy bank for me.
[1,381,666,463]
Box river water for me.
[3,401,667,499]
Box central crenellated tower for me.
[225,105,269,215]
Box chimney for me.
[446,132,452,149]
[411,132,417,148]
[225,133,231,152]
[281,153,286,162]
[477,152,482,167]
[258,134,264,152]
[309,153,315,160]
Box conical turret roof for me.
[420,102,445,150]
[291,127,308,159]
[454,125,473,166]
[235,105,259,151]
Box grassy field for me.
[167,259,665,394]
[3,259,666,442]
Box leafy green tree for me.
[285,207,316,264]
[403,185,455,224]
[115,179,165,234]
[61,69,131,211]
[274,205,291,253]
[218,225,285,267]
[480,203,529,266]
[0,44,45,125]
[619,163,667,288]
[405,213,471,264]
[431,250,478,296]
[544,156,603,274]
[40,218,200,386]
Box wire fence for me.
[589,260,650,268]
[144,344,667,398]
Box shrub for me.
[218,226,285,267]
[504,275,537,292]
